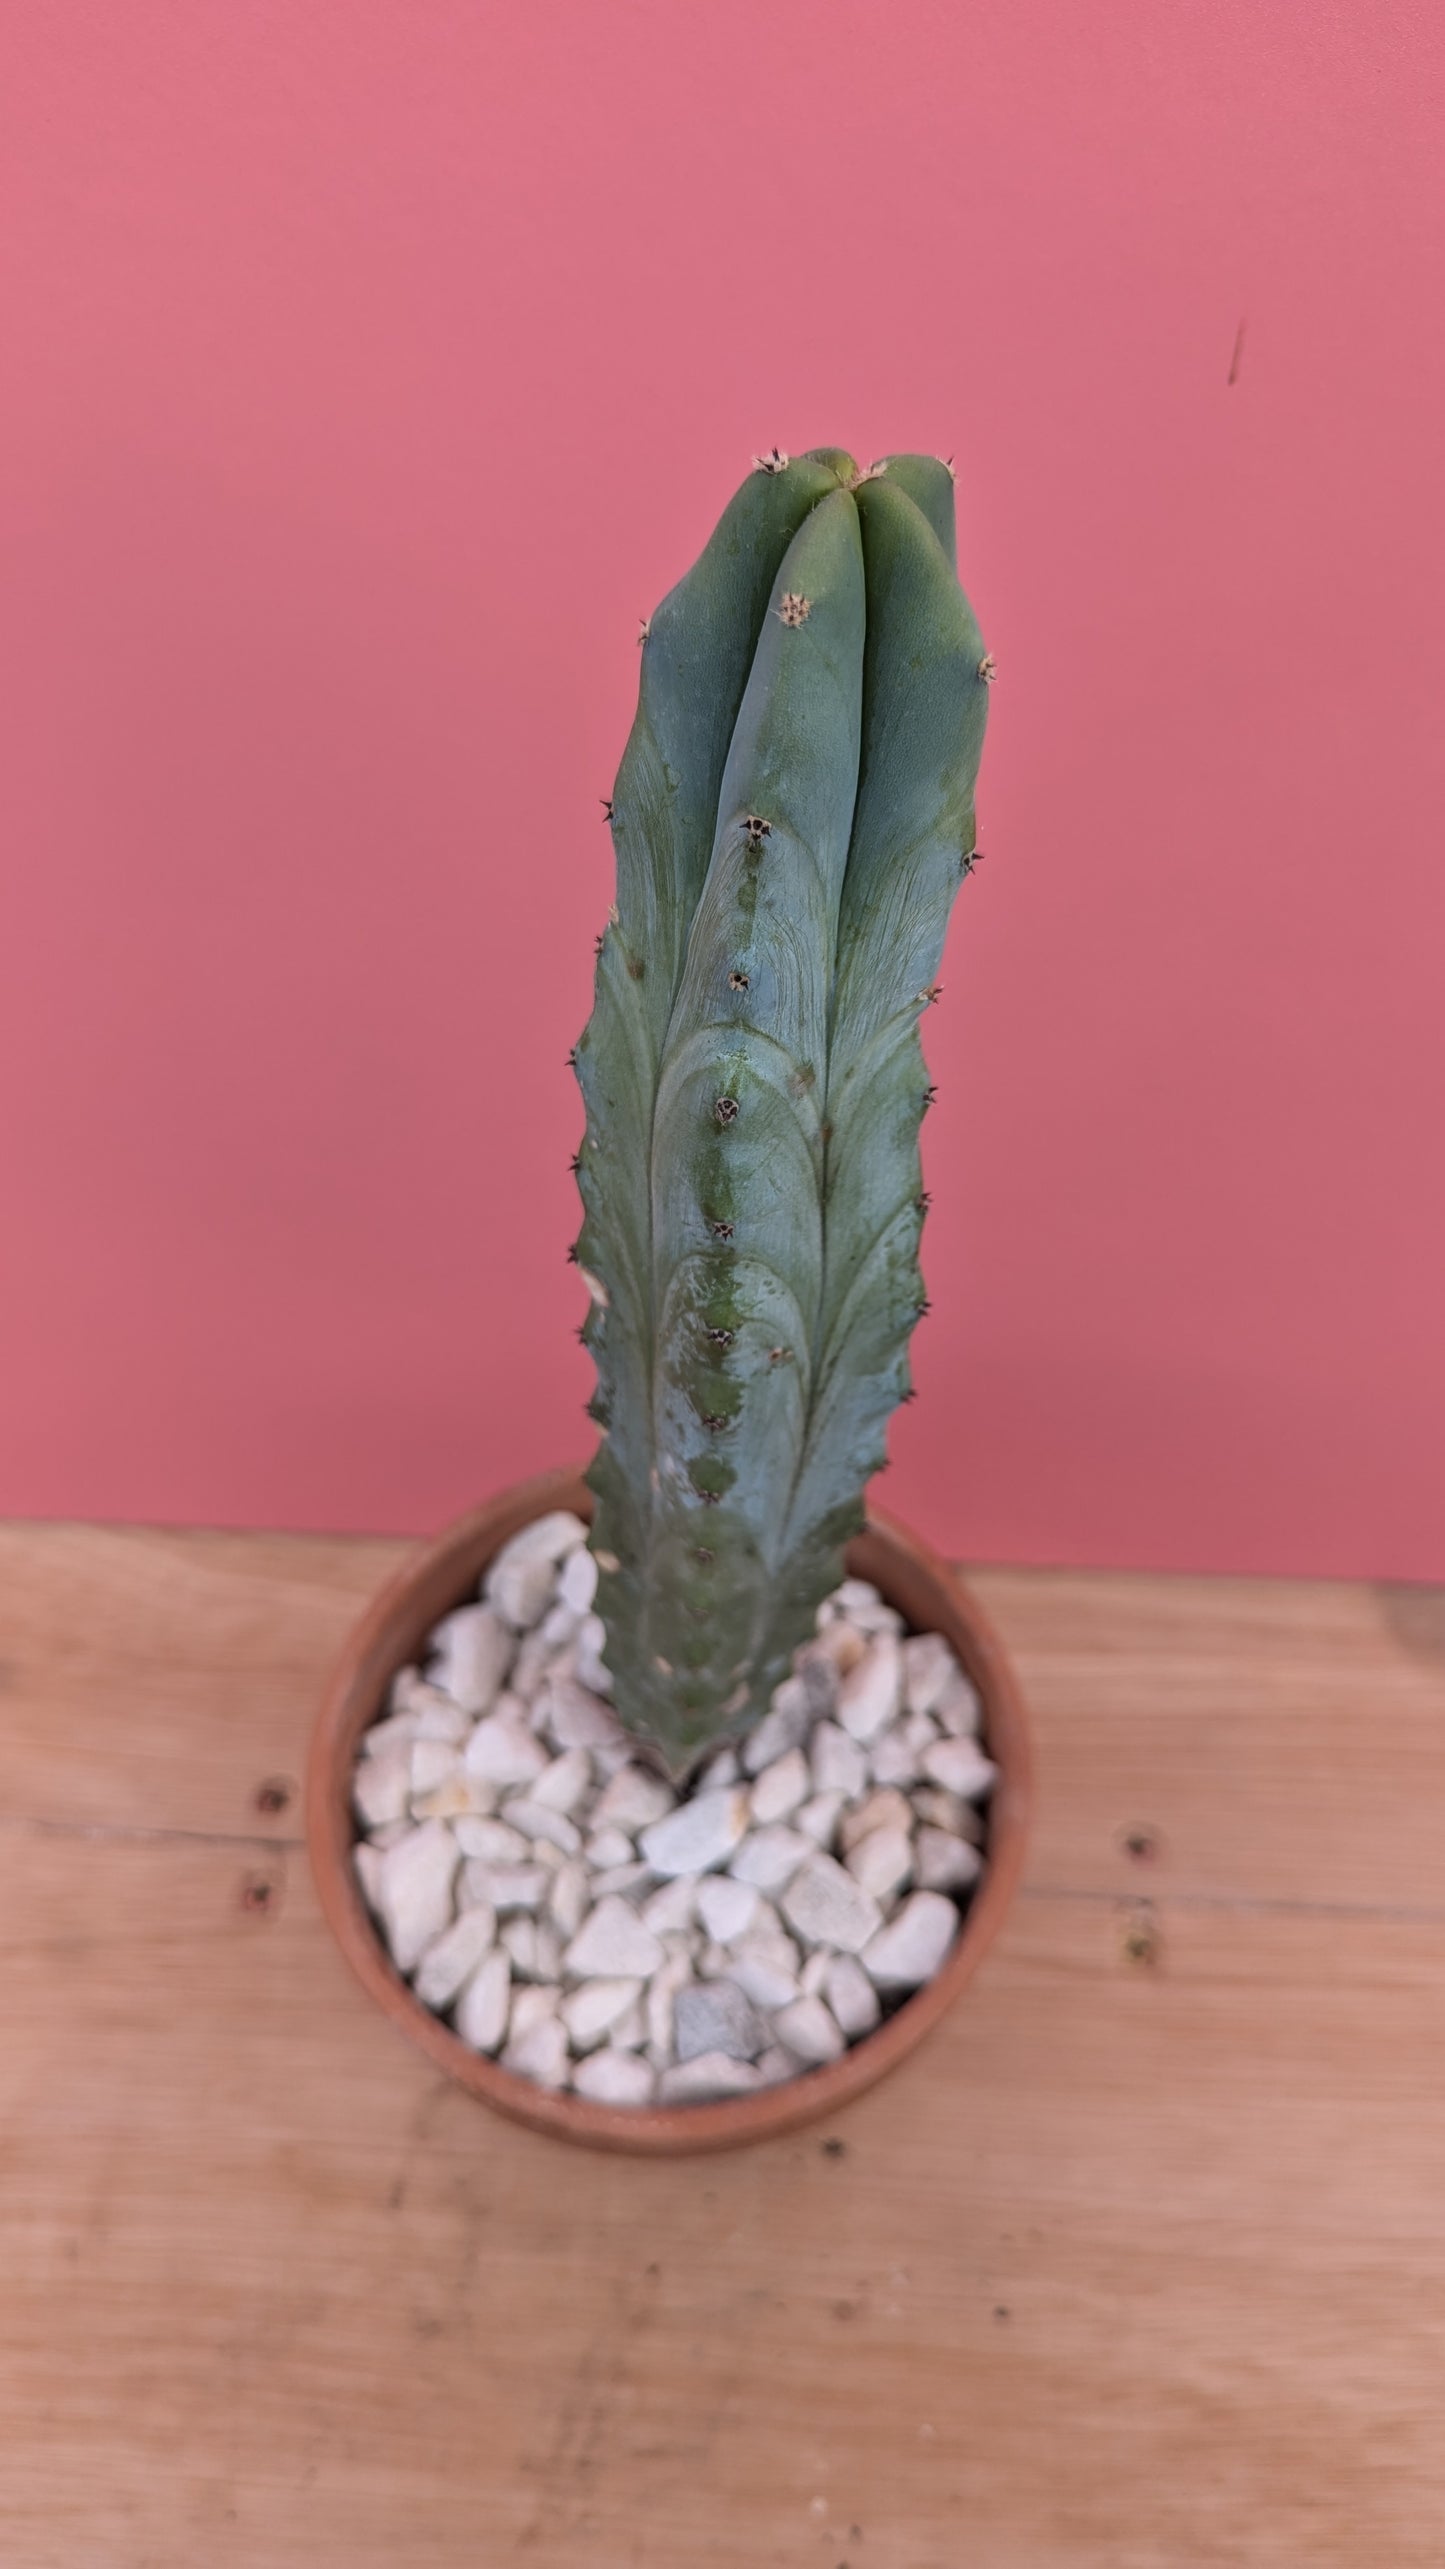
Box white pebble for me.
[607,1998,647,2051]
[912,1785,982,1840]
[562,1977,645,2051]
[772,1993,845,2065]
[461,1860,550,1914]
[501,2016,569,2089]
[453,1815,529,1864]
[508,1627,556,1705]
[352,1742,412,1832]
[811,1616,867,1674]
[564,1895,664,1980]
[454,1948,510,2051]
[749,1748,810,1825]
[505,1800,583,1856]
[409,1738,462,1799]
[557,1543,599,1614]
[508,1982,560,2039]
[542,1674,627,1753]
[811,1720,868,1800]
[864,1890,959,1990]
[799,1948,832,1998]
[591,1764,675,1834]
[741,1677,813,1775]
[427,1603,513,1713]
[641,1877,698,1936]
[901,1630,957,1719]
[590,1861,655,1900]
[572,1614,614,1696]
[824,1953,881,2039]
[869,1729,921,1789]
[410,1774,496,1822]
[640,1787,749,1878]
[414,1903,497,2010]
[696,1746,741,1790]
[528,1747,594,1814]
[915,1827,983,1893]
[729,1824,811,1893]
[845,1824,913,1905]
[584,1825,635,1869]
[933,1668,984,1739]
[755,2044,806,2086]
[485,1511,587,1622]
[658,2052,764,2104]
[796,1790,846,1847]
[377,1823,458,1973]
[646,1951,693,2058]
[781,1853,883,1955]
[922,1738,998,1799]
[547,1858,591,1940]
[463,1705,549,1789]
[728,1918,803,2010]
[834,1578,882,1612]
[839,1787,913,1852]
[360,1706,423,1761]
[352,1841,385,1912]
[695,1875,760,1944]
[572,2049,655,2106]
[837,1633,903,1743]
[673,1977,769,2063]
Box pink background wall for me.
[2,1,1442,1577]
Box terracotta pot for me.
[307,1465,1032,2156]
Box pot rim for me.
[306,1464,1033,2156]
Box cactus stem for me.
[977,652,997,683]
[713,1096,740,1125]
[751,447,789,475]
[777,591,811,628]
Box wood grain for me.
[2,1518,1443,2564]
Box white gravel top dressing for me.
[350,1513,994,2109]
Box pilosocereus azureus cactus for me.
[571,447,991,1775]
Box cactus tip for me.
[638,615,652,645]
[977,652,997,683]
[742,813,772,846]
[752,447,789,475]
[600,796,614,821]
[777,591,811,628]
[713,1095,740,1126]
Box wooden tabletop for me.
[2,1520,1442,2566]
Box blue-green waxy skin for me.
[573,450,989,1772]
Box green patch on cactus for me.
[574,446,989,1772]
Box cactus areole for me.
[571,448,990,1776]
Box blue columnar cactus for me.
[572,448,991,1773]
